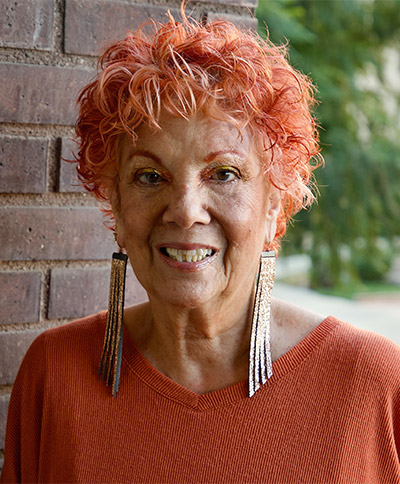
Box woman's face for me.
[115,112,279,308]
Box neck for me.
[125,283,256,394]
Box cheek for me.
[224,186,268,226]
[217,191,268,250]
[118,197,147,244]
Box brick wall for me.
[0,0,257,468]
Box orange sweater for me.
[1,312,400,483]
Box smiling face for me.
[114,112,280,309]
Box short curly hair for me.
[74,12,321,251]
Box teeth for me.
[164,247,214,262]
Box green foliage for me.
[256,0,400,288]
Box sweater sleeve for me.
[0,333,47,483]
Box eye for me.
[209,167,240,182]
[134,168,165,186]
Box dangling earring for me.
[249,250,275,398]
[98,232,128,396]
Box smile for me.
[160,247,215,262]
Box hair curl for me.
[74,11,321,251]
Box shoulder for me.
[273,297,400,388]
[9,312,109,412]
[31,311,107,351]
[327,318,400,393]
[20,312,107,378]
[271,298,327,361]
[332,318,400,364]
[46,310,107,339]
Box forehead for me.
[123,112,259,163]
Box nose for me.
[162,182,212,229]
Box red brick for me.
[0,394,11,450]
[59,137,85,193]
[48,266,147,319]
[0,206,114,261]
[0,136,48,193]
[0,0,54,50]
[0,271,41,324]
[64,0,180,56]
[206,12,258,31]
[0,330,43,385]
[0,64,92,125]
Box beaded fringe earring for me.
[249,250,276,397]
[98,248,128,396]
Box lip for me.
[156,243,218,251]
[155,243,218,272]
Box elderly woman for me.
[1,13,400,484]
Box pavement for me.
[273,282,400,345]
[273,254,400,345]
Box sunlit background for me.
[256,0,400,343]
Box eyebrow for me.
[130,149,246,166]
[130,150,165,167]
[203,150,246,164]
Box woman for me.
[2,13,400,484]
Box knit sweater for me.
[1,312,400,483]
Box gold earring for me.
[98,234,128,396]
[249,251,275,397]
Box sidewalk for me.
[273,282,400,345]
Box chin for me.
[150,287,217,310]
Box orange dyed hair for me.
[75,12,321,250]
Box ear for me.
[265,187,281,246]
[109,183,126,250]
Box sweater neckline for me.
[119,315,341,411]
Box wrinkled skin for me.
[111,112,321,394]
[115,112,279,311]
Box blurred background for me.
[256,0,400,343]
[0,0,399,469]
